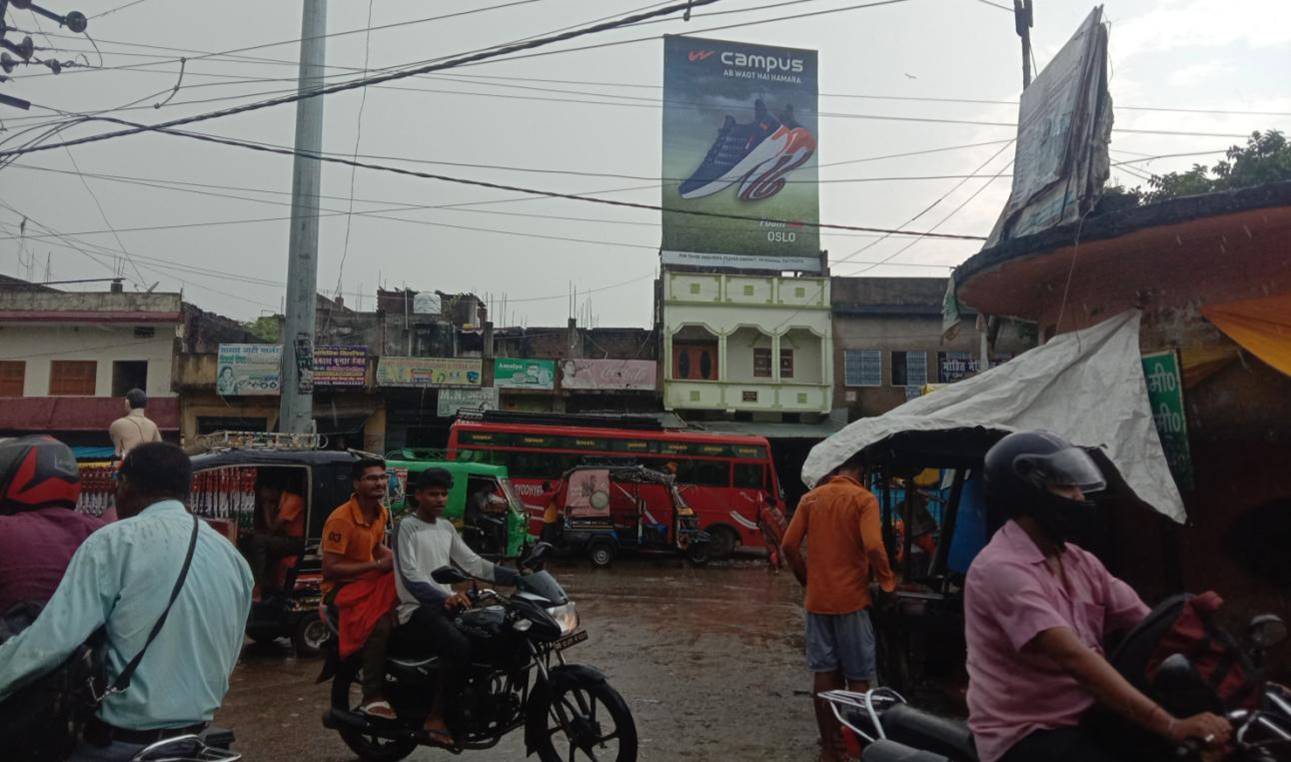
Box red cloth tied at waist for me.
[334,570,397,659]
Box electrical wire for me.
[90,0,155,19]
[14,100,993,240]
[335,0,377,303]
[0,0,730,154]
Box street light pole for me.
[279,0,327,434]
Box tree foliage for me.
[1107,130,1291,206]
[243,315,281,343]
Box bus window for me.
[690,460,731,487]
[733,463,766,490]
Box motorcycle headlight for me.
[546,602,578,636]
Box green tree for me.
[243,315,281,342]
[1136,130,1291,204]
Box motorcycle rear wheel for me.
[534,676,638,762]
[332,665,418,762]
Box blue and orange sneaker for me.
[677,100,816,202]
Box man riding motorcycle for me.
[392,467,518,746]
[964,430,1230,762]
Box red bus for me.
[447,419,786,558]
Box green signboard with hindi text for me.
[1141,350,1194,492]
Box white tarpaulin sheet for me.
[802,311,1186,523]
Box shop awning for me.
[803,311,1186,523]
[0,397,180,432]
[1201,293,1291,380]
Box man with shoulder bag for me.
[0,442,253,761]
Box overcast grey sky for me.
[2,0,1288,327]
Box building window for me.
[49,361,97,396]
[937,351,978,382]
[891,351,927,387]
[780,349,794,379]
[844,350,882,387]
[0,361,24,396]
[111,360,148,397]
[753,348,772,378]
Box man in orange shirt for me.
[242,474,306,596]
[322,457,396,719]
[782,457,895,762]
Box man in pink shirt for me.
[965,431,1229,762]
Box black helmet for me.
[0,435,81,515]
[983,430,1106,545]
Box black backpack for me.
[0,514,199,760]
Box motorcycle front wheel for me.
[535,676,638,762]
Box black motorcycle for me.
[820,601,1291,762]
[321,544,638,762]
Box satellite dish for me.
[589,490,610,510]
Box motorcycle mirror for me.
[431,566,468,585]
[1155,653,1199,692]
[1250,614,1288,649]
[523,542,553,570]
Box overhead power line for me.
[0,0,730,154]
[12,107,994,240]
[89,0,154,19]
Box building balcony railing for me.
[663,379,831,413]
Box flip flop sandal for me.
[359,700,397,720]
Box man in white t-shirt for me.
[393,468,517,746]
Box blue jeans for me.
[70,739,146,761]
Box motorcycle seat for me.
[862,739,953,762]
[883,704,978,762]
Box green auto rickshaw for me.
[385,456,533,559]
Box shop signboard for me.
[1141,350,1194,491]
[560,359,657,391]
[376,357,482,388]
[216,344,282,396]
[314,345,367,387]
[494,358,556,390]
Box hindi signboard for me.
[661,36,820,272]
[560,359,657,391]
[314,345,367,387]
[494,358,556,390]
[216,344,282,396]
[376,357,482,388]
[437,387,500,417]
[1141,350,1194,491]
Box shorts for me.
[806,608,877,682]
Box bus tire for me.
[708,525,740,559]
[588,539,616,568]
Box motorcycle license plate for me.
[554,630,588,652]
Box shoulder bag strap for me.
[107,513,201,695]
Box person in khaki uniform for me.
[109,389,161,459]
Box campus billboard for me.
[661,36,820,272]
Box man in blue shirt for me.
[0,442,253,761]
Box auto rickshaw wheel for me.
[686,541,711,566]
[293,615,330,658]
[588,539,617,568]
[708,526,739,559]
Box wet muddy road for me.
[216,558,817,760]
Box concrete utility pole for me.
[1015,0,1034,88]
[279,0,327,434]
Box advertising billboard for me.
[661,36,820,272]
[376,357,482,388]
[494,358,556,390]
[560,359,657,391]
[216,344,282,396]
[314,345,367,387]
